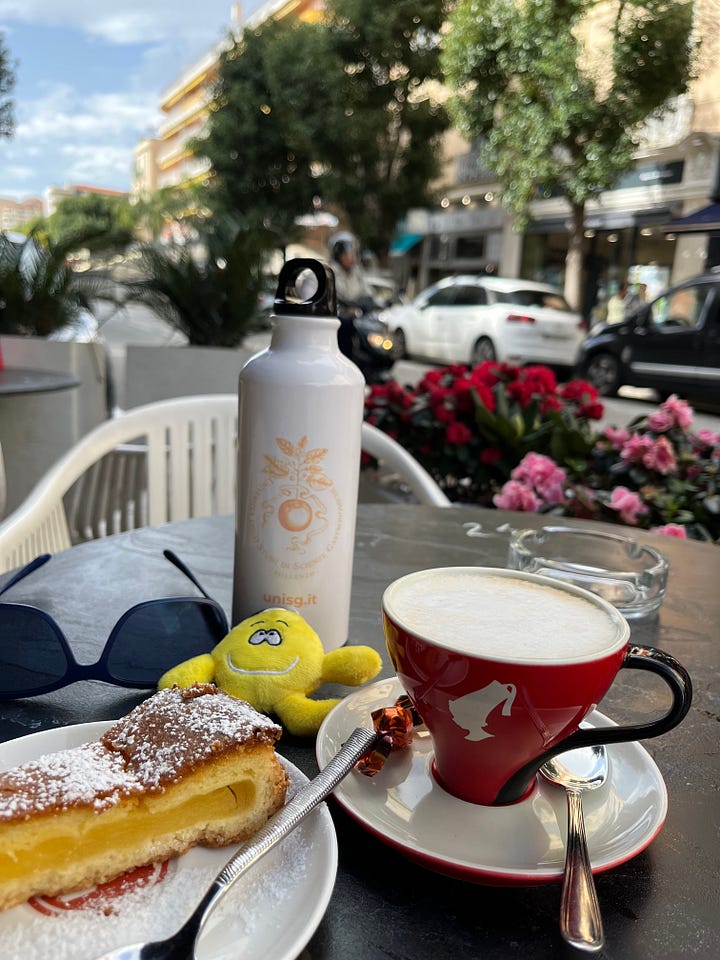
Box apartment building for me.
[43,184,129,218]
[0,195,43,231]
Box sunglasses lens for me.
[0,607,69,695]
[105,600,227,685]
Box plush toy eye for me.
[248,628,283,646]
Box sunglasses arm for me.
[0,554,52,598]
[163,549,215,601]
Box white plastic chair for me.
[0,394,449,572]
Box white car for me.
[381,275,585,370]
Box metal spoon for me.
[91,726,377,960]
[541,745,609,953]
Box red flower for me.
[469,361,502,387]
[472,381,496,411]
[560,379,599,402]
[522,365,558,393]
[507,380,534,406]
[446,421,473,445]
[539,395,563,413]
[452,378,475,412]
[480,446,502,464]
[577,400,604,420]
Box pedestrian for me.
[606,281,629,324]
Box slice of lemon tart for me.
[0,684,288,911]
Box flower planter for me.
[124,344,256,409]
[0,336,111,513]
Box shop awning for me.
[663,203,720,234]
[528,206,674,234]
[389,232,423,255]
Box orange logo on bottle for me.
[249,435,342,571]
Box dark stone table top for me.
[0,505,718,959]
[0,366,80,397]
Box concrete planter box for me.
[124,344,257,409]
[0,336,110,514]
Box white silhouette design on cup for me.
[449,681,517,741]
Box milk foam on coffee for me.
[386,570,621,661]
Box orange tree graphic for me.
[262,436,332,533]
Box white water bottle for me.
[232,259,366,651]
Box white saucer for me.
[0,721,337,960]
[316,678,668,886]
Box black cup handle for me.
[495,645,693,805]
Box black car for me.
[577,268,720,398]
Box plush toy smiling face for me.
[211,608,325,712]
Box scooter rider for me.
[329,232,374,359]
[329,232,373,303]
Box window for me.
[650,286,711,330]
[426,285,458,307]
[495,288,572,311]
[451,284,488,306]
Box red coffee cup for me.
[382,567,692,806]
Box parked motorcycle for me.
[337,296,397,384]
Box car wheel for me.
[584,352,622,396]
[393,328,408,359]
[471,337,496,366]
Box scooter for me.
[337,296,397,384]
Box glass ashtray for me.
[507,525,669,619]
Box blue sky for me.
[0,1,264,201]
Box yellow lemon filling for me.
[0,777,256,884]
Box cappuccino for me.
[384,568,622,662]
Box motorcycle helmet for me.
[329,231,356,263]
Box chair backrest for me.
[0,393,449,572]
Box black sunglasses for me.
[0,550,229,699]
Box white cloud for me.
[0,2,244,46]
[0,2,265,197]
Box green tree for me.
[320,0,449,259]
[130,185,200,242]
[197,0,449,261]
[442,0,698,309]
[120,214,266,347]
[0,32,14,140]
[46,194,135,252]
[0,229,115,336]
[196,20,324,249]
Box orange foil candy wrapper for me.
[354,696,420,776]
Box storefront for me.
[520,141,720,318]
[522,204,678,320]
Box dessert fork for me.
[93,726,376,960]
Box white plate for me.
[317,678,668,886]
[0,721,337,960]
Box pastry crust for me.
[0,684,288,911]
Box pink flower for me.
[608,487,648,525]
[647,408,674,433]
[603,426,630,449]
[511,452,566,505]
[620,433,654,464]
[642,436,677,475]
[652,523,688,538]
[493,480,541,512]
[659,394,694,430]
[697,428,720,448]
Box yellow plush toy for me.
[158,608,382,737]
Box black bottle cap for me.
[274,258,336,316]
